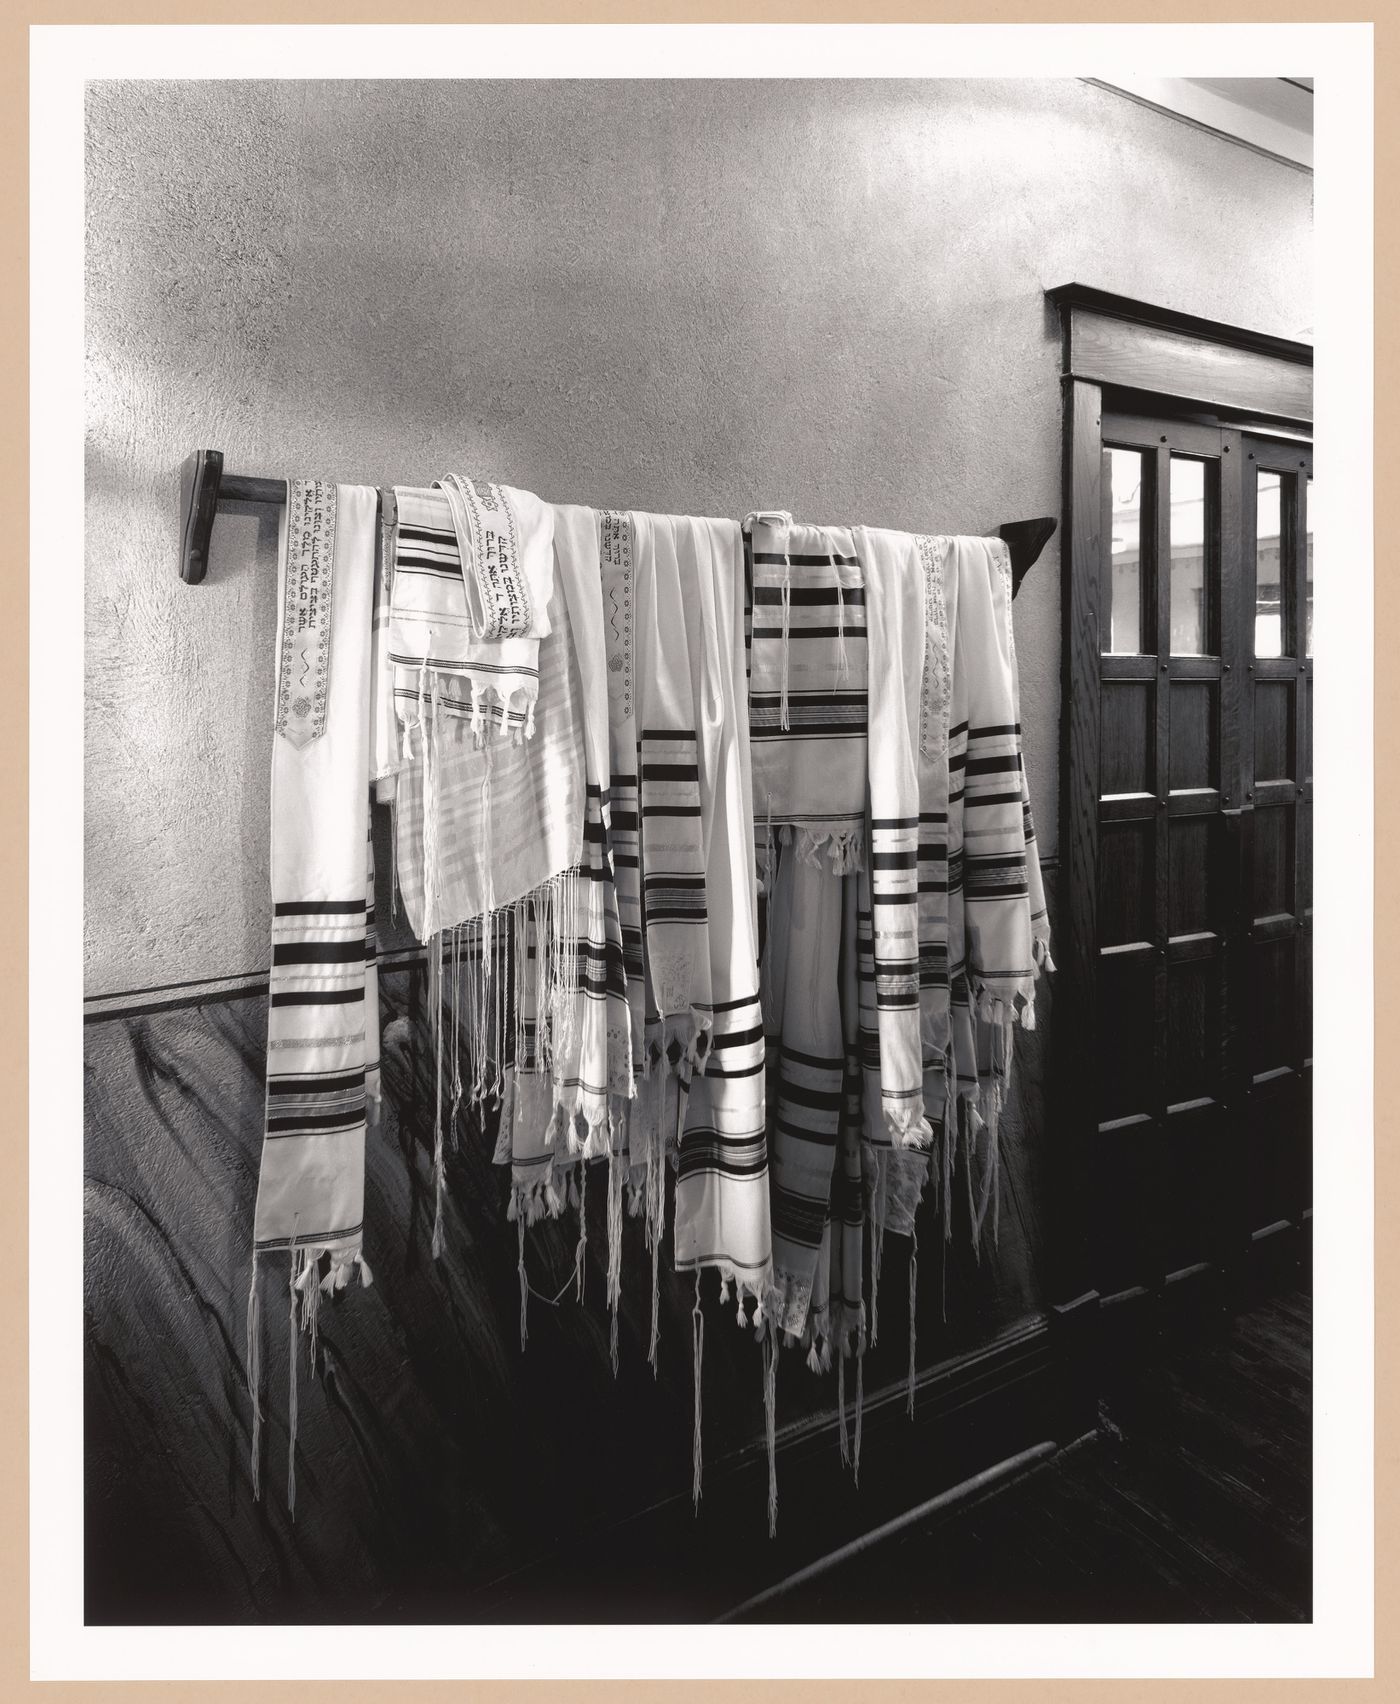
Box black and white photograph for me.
[41,18,1372,1682]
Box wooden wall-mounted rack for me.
[179,449,1057,597]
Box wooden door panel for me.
[1088,1123,1163,1296]
[1251,805,1294,920]
[1161,1103,1230,1275]
[1099,822,1154,947]
[1097,957,1156,1122]
[1246,1070,1302,1235]
[1100,680,1153,795]
[1169,681,1217,790]
[1253,681,1295,781]
[1249,936,1297,1075]
[1165,960,1223,1105]
[1168,817,1214,937]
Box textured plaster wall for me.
[85,77,1312,997]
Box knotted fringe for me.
[908,1230,918,1420]
[606,1137,624,1377]
[574,1160,589,1303]
[517,1212,528,1350]
[247,1242,373,1508]
[246,1254,263,1501]
[763,1329,779,1539]
[853,1347,865,1486]
[429,931,446,1260]
[287,1256,299,1518]
[647,1138,664,1375]
[837,1349,849,1468]
[692,1271,705,1510]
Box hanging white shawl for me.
[384,486,585,940]
[249,480,379,1509]
[852,525,932,1151]
[634,515,772,1303]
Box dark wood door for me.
[1078,411,1312,1301]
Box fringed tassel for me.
[835,576,849,679]
[764,1328,778,1539]
[574,1159,588,1303]
[853,1345,864,1487]
[648,1138,663,1376]
[246,1253,262,1501]
[869,1195,886,1349]
[517,1211,529,1351]
[430,931,446,1260]
[691,1271,705,1510]
[449,924,463,1138]
[837,1347,849,1469]
[287,1250,300,1519]
[299,1252,322,1375]
[908,1229,918,1420]
[607,1136,623,1378]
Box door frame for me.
[1046,284,1313,1324]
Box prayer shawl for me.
[632,513,713,1065]
[853,526,933,1152]
[249,480,379,1509]
[386,484,548,741]
[747,516,867,869]
[632,514,772,1306]
[383,486,585,939]
[747,515,868,1349]
[945,535,1053,1242]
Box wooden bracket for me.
[178,449,224,585]
[999,515,1057,599]
[179,452,289,582]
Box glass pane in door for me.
[1103,446,1144,654]
[1170,456,1209,655]
[1254,469,1284,657]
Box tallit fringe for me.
[606,1135,624,1376]
[692,1270,705,1509]
[772,820,865,876]
[799,1305,834,1376]
[248,1242,371,1510]
[883,1105,935,1151]
[763,1329,779,1538]
[397,674,539,747]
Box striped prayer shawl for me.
[633,513,712,1063]
[551,504,632,1141]
[747,516,867,868]
[249,480,379,1508]
[387,523,585,939]
[954,537,1052,1023]
[942,535,1053,1244]
[646,516,772,1305]
[854,526,932,1151]
[388,485,544,735]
